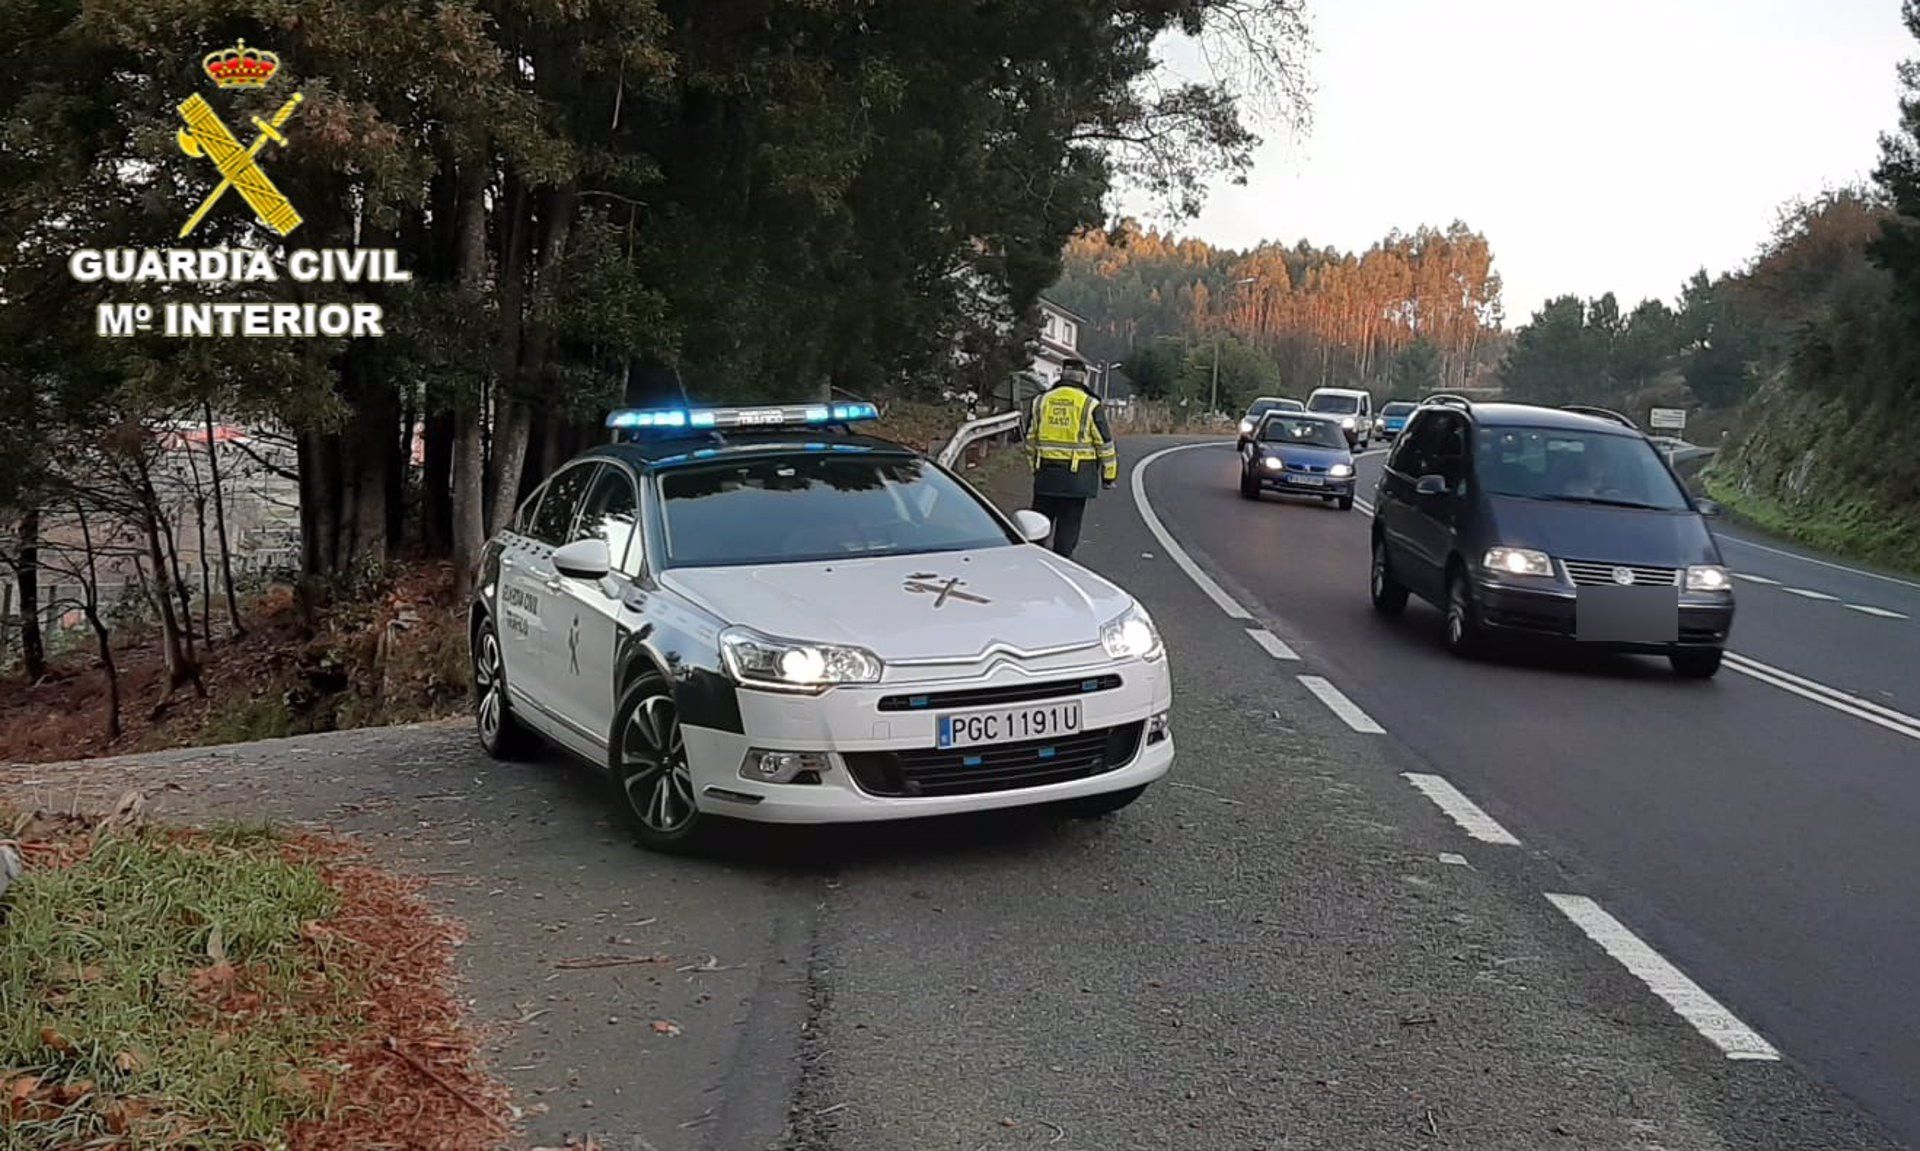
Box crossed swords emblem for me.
[903,574,990,607]
[175,91,304,238]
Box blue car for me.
[1375,401,1417,441]
[1239,412,1357,510]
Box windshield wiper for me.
[1529,494,1668,510]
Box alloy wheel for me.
[621,695,696,833]
[475,631,504,744]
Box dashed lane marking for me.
[1132,443,1253,620]
[1402,773,1521,845]
[1245,628,1300,661]
[1847,604,1908,620]
[1298,675,1385,734]
[1545,893,1781,1061]
[1782,587,1839,601]
[1716,531,1920,592]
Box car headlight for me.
[1329,463,1353,478]
[1262,455,1283,470]
[1483,546,1553,577]
[719,626,882,692]
[1341,416,1356,429]
[1238,419,1254,434]
[1685,564,1731,592]
[1101,604,1163,661]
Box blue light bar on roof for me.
[605,402,878,433]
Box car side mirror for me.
[553,537,612,580]
[1012,509,1052,543]
[1696,498,1722,517]
[1416,474,1448,497]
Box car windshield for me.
[656,452,1016,567]
[1308,393,1360,414]
[1246,398,1298,418]
[1473,427,1692,511]
[1382,403,1416,417]
[1261,418,1347,448]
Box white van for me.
[1306,387,1374,449]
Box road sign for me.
[1649,407,1687,431]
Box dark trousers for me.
[1031,493,1088,558]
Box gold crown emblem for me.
[201,39,279,89]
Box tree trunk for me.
[340,342,395,572]
[158,491,200,670]
[450,154,492,599]
[0,577,11,668]
[75,500,120,741]
[182,440,215,647]
[202,401,246,637]
[490,183,577,532]
[422,409,455,555]
[395,383,416,554]
[15,509,46,681]
[135,460,203,701]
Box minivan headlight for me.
[1685,564,1731,592]
[1101,604,1163,661]
[719,627,882,692]
[1484,547,1553,577]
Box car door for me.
[546,463,642,743]
[496,482,557,697]
[1403,412,1470,596]
[516,460,602,719]
[1377,411,1433,589]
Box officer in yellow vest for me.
[1025,359,1118,559]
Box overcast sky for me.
[1123,0,1912,326]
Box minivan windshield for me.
[657,453,1015,567]
[1307,393,1361,415]
[1260,417,1348,449]
[1474,427,1692,512]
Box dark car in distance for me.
[1367,399,1734,677]
[1239,411,1357,510]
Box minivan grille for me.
[1563,560,1681,588]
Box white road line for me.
[1245,628,1300,661]
[1132,443,1253,620]
[1847,604,1909,620]
[1723,652,1920,740]
[1715,532,1920,592]
[1731,573,1780,586]
[1353,496,1375,517]
[1401,773,1521,845]
[1782,587,1838,601]
[1545,893,1780,1061]
[1297,675,1385,733]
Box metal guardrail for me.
[937,409,1022,468]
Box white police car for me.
[469,402,1174,851]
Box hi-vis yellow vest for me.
[1029,385,1118,482]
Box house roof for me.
[1036,295,1088,325]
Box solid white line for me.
[1353,496,1375,517]
[1545,893,1780,1061]
[1401,773,1521,845]
[1782,587,1838,601]
[1731,573,1780,586]
[1245,628,1300,661]
[1131,443,1253,620]
[1297,675,1385,733]
[1715,532,1920,592]
[1847,604,1908,620]
[1723,651,1920,739]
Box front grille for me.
[1563,560,1681,588]
[1285,461,1329,473]
[877,674,1122,713]
[843,722,1145,798]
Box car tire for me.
[1239,469,1259,500]
[1059,784,1148,818]
[1443,565,1485,657]
[1370,536,1409,616]
[1670,649,1724,679]
[609,671,708,853]
[1337,495,1354,511]
[473,618,534,759]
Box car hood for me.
[1261,442,1351,466]
[1483,494,1720,566]
[660,547,1133,660]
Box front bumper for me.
[1472,576,1734,651]
[680,656,1175,823]
[1257,470,1356,497]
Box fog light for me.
[1147,710,1171,744]
[740,749,830,784]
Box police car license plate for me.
[1287,473,1324,486]
[938,701,1082,749]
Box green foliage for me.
[1121,338,1188,400]
[1390,340,1442,396]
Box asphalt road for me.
[1139,435,1920,1147]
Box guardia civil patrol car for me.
[469,402,1174,851]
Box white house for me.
[1029,297,1085,386]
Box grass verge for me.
[0,801,513,1149]
[1704,473,1920,576]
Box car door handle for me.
[544,578,563,593]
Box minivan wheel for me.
[610,672,707,853]
[1670,649,1724,679]
[1371,537,1409,615]
[1444,567,1484,657]
[473,620,533,759]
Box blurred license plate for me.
[1576,586,1679,642]
[938,701,1082,748]
[1287,474,1324,486]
